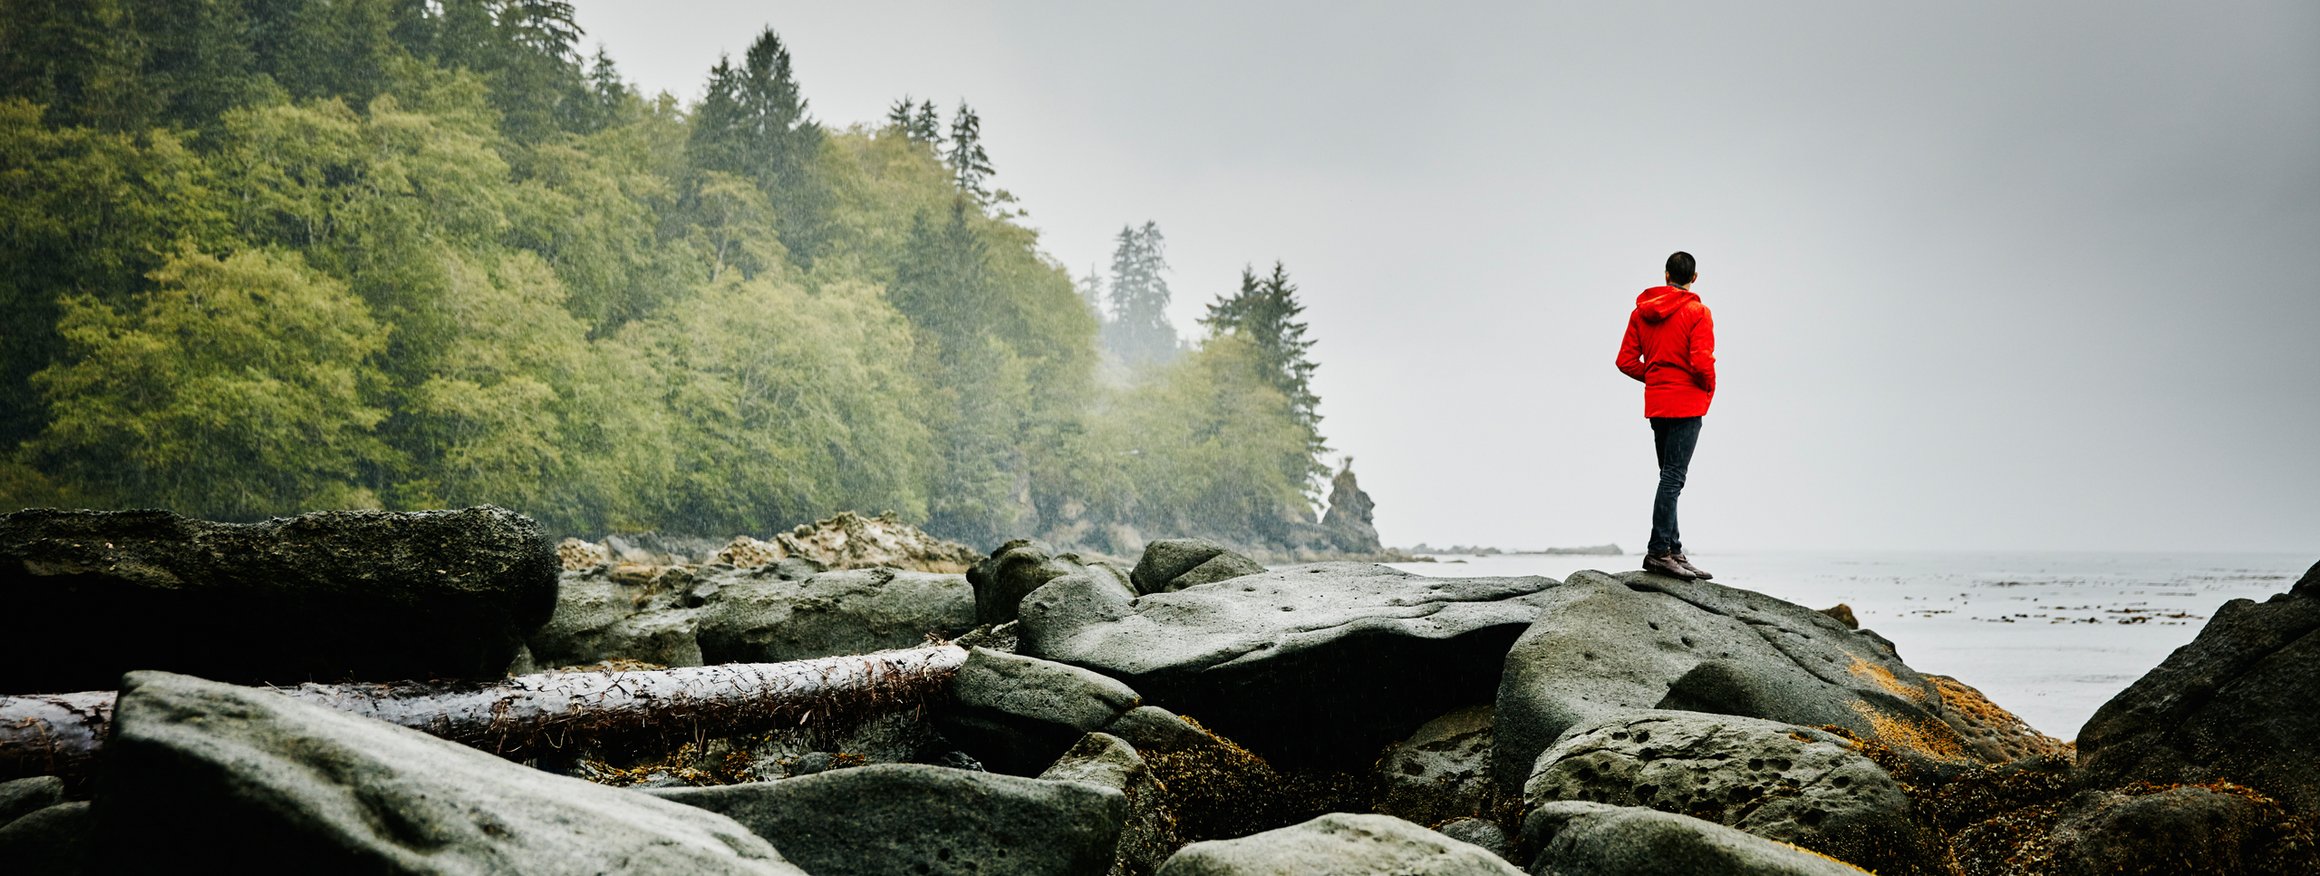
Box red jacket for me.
[1616,286,1716,418]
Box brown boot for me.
[1642,554,1697,580]
[1671,553,1713,580]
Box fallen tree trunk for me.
[2,644,967,786]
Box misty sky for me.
[573,2,2319,552]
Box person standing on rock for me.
[1616,251,1716,581]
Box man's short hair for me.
[1666,251,1697,287]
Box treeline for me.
[0,0,1336,550]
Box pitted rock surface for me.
[1377,704,1499,826]
[1524,711,1935,875]
[1020,562,1559,766]
[529,576,704,668]
[1494,570,2050,792]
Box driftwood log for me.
[1,644,968,786]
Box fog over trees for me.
[0,0,1338,550]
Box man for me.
[1615,251,1716,581]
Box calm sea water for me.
[1385,551,2314,740]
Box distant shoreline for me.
[1403,543,1623,557]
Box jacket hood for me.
[1635,286,1699,323]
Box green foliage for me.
[26,247,392,518]
[0,8,1336,550]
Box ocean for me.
[1385,550,2314,740]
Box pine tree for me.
[1077,264,1106,320]
[1102,222,1180,367]
[886,96,916,134]
[1202,262,1328,483]
[944,101,994,202]
[685,27,829,263]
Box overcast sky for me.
[573,1,2319,553]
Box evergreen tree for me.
[1102,221,1180,367]
[943,101,993,202]
[685,27,830,263]
[1201,262,1329,487]
[885,95,940,143]
[1077,264,1106,320]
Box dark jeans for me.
[1648,416,1703,557]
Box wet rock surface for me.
[1494,570,2060,793]
[1523,800,1870,875]
[94,670,799,874]
[2074,559,2320,812]
[935,647,1143,775]
[1376,704,1501,827]
[0,799,91,875]
[1523,711,1938,875]
[1040,733,1177,876]
[1021,561,1559,766]
[696,567,975,664]
[0,506,557,692]
[1156,812,1523,876]
[649,764,1125,876]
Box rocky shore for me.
[2,506,2314,874]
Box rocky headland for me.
[2,506,2314,875]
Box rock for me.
[92,670,799,874]
[1129,538,1236,594]
[1155,812,1523,875]
[0,507,558,693]
[1022,562,1559,766]
[557,537,611,570]
[696,567,975,663]
[935,647,1143,775]
[1494,571,2058,792]
[1041,733,1176,876]
[712,536,785,569]
[0,800,91,874]
[1101,705,1218,755]
[528,576,704,668]
[1378,704,1501,826]
[0,775,64,826]
[1320,460,1384,554]
[1434,817,1516,864]
[2043,785,2315,876]
[1168,551,1268,591]
[2075,561,2320,811]
[649,763,1125,876]
[1523,711,1936,875]
[1523,801,1868,876]
[1819,604,1858,629]
[771,511,983,573]
[969,539,1121,626]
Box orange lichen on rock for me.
[1778,840,1875,873]
[1928,675,2072,761]
[1847,654,1929,702]
[1851,699,1969,763]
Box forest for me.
[0,0,1345,553]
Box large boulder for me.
[1320,461,1383,554]
[1377,704,1501,827]
[2074,561,2320,811]
[1020,562,1559,766]
[1523,711,1936,875]
[2042,785,2315,876]
[934,647,1144,775]
[696,567,976,663]
[1040,733,1176,876]
[91,670,800,874]
[0,800,91,875]
[0,507,557,692]
[1523,801,1869,876]
[1156,812,1523,876]
[527,575,705,668]
[649,763,1125,876]
[968,539,1128,626]
[1130,538,1263,595]
[0,775,64,825]
[1494,570,2058,791]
